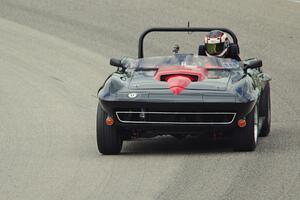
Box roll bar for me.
[138,27,238,58]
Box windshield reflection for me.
[123,55,241,70]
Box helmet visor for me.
[206,43,225,55]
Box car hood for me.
[128,70,231,91]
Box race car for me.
[96,27,271,154]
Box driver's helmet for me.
[204,30,230,57]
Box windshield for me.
[124,55,241,70]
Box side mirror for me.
[110,58,124,68]
[244,58,262,69]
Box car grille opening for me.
[115,111,236,124]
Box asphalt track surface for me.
[0,1,299,200]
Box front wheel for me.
[259,82,271,137]
[233,105,259,151]
[96,103,123,155]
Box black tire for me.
[259,82,271,137]
[198,45,206,56]
[96,103,123,155]
[233,105,259,151]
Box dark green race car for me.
[96,27,271,154]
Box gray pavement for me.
[0,1,299,199]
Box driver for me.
[202,30,241,61]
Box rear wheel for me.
[233,105,259,151]
[96,103,123,155]
[259,82,271,137]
